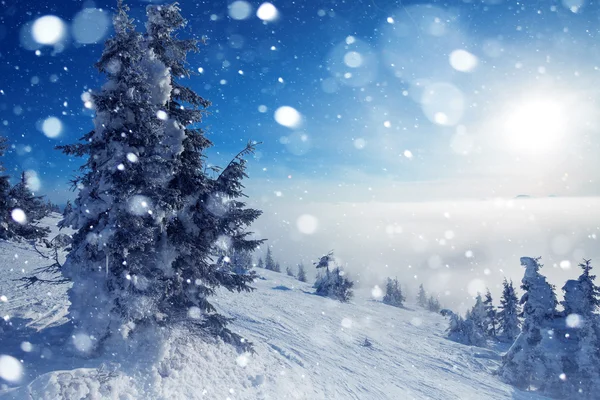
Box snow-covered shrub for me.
[313,251,353,302]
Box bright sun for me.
[504,98,567,153]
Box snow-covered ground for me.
[0,216,549,399]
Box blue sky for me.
[2,0,600,306]
[1,0,599,204]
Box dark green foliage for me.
[383,277,405,307]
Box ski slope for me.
[0,216,549,399]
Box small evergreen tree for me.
[562,259,600,317]
[229,248,253,275]
[498,278,520,340]
[417,284,427,307]
[445,310,486,346]
[286,265,295,277]
[3,171,50,240]
[469,293,487,333]
[0,135,12,240]
[256,257,264,269]
[313,251,353,302]
[274,262,281,273]
[297,262,307,282]
[383,277,405,307]
[427,295,441,312]
[62,200,73,217]
[482,289,497,338]
[10,172,49,220]
[499,257,559,392]
[265,247,276,271]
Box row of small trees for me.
[443,257,600,398]
[380,280,442,312]
[446,279,520,346]
[255,247,308,282]
[499,257,600,398]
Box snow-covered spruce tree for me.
[559,259,600,398]
[313,251,354,302]
[3,171,50,240]
[498,257,560,392]
[58,2,262,351]
[286,265,295,277]
[483,289,497,338]
[469,293,487,333]
[256,257,264,269]
[274,262,281,273]
[498,278,520,341]
[264,247,276,271]
[417,284,427,307]
[297,262,307,282]
[10,172,50,220]
[383,277,405,307]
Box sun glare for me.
[504,98,567,153]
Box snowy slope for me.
[0,216,550,399]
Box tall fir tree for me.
[383,277,405,307]
[297,262,307,282]
[483,289,497,338]
[499,257,559,391]
[498,278,520,340]
[58,2,262,352]
[417,284,427,307]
